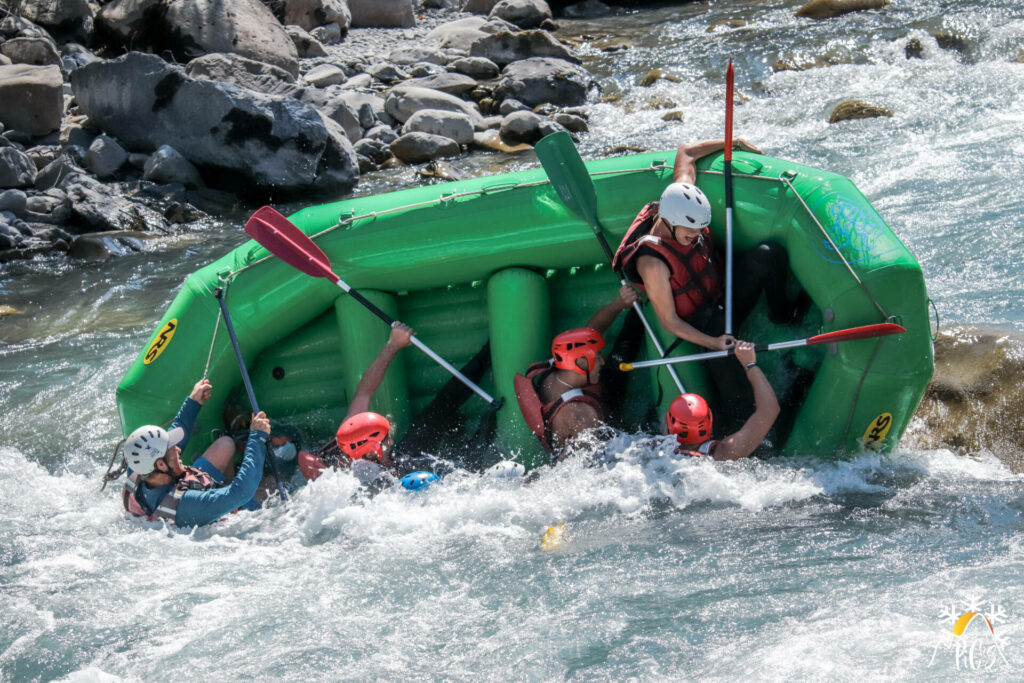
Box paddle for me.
[724,57,735,335]
[244,206,497,405]
[618,322,906,371]
[213,287,289,502]
[535,131,687,394]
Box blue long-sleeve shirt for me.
[133,396,266,527]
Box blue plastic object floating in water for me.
[400,471,440,491]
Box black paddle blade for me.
[535,131,601,229]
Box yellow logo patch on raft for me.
[144,319,177,365]
[862,412,893,449]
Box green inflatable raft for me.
[116,149,934,468]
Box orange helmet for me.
[552,327,605,376]
[336,412,391,461]
[666,393,713,445]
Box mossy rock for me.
[661,110,684,122]
[796,0,888,20]
[829,100,893,123]
[639,69,682,87]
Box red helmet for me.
[336,412,391,461]
[552,327,605,376]
[666,393,713,445]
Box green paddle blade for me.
[535,131,601,230]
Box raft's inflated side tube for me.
[117,150,932,463]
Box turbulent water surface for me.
[2,0,1023,679]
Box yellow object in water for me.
[541,522,566,551]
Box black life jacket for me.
[612,202,721,320]
[513,361,604,453]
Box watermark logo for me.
[929,598,1011,670]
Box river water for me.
[2,0,1023,679]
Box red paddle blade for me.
[724,58,734,162]
[244,206,337,281]
[805,322,906,347]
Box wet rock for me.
[934,33,968,53]
[591,37,630,52]
[385,85,483,126]
[68,231,151,260]
[450,56,499,80]
[305,63,349,87]
[0,189,27,215]
[33,225,72,243]
[34,153,82,190]
[72,53,358,197]
[144,145,204,189]
[605,144,646,155]
[0,36,61,66]
[390,47,448,66]
[402,73,478,97]
[489,0,553,30]
[464,0,503,14]
[418,160,461,180]
[470,30,578,68]
[353,138,392,164]
[64,176,170,233]
[96,0,162,46]
[403,109,474,145]
[796,0,888,20]
[286,25,329,58]
[470,128,531,152]
[277,0,352,32]
[364,125,398,144]
[661,110,684,122]
[706,18,747,32]
[84,135,129,179]
[368,62,409,84]
[186,53,299,97]
[356,154,376,173]
[639,69,681,87]
[499,110,544,144]
[554,112,588,132]
[17,0,95,42]
[0,148,37,188]
[829,100,893,123]
[0,64,63,136]
[390,132,461,163]
[499,98,529,115]
[495,57,593,108]
[773,54,833,71]
[0,305,23,317]
[349,0,415,28]
[310,22,343,44]
[562,0,612,18]
[160,0,299,77]
[408,62,446,78]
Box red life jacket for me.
[513,360,604,453]
[612,202,721,320]
[121,466,222,525]
[675,439,718,458]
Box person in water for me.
[612,138,808,433]
[118,378,270,527]
[515,284,640,458]
[667,341,779,460]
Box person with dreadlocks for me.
[514,285,640,458]
[110,378,269,527]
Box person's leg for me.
[197,436,237,480]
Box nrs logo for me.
[862,412,892,449]
[144,319,177,365]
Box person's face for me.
[660,217,702,246]
[155,445,185,477]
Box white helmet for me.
[124,425,185,475]
[658,182,712,230]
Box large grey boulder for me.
[470,31,578,67]
[0,189,28,216]
[0,64,63,137]
[285,25,329,58]
[0,37,62,67]
[426,17,488,52]
[84,135,129,179]
[186,53,299,97]
[499,110,545,144]
[16,0,94,41]
[496,57,592,107]
[143,145,203,188]
[403,109,474,145]
[390,132,460,163]
[159,0,299,77]
[348,0,415,28]
[385,85,483,125]
[71,53,357,196]
[489,0,553,29]
[63,175,170,233]
[96,0,161,46]
[298,87,363,142]
[277,0,352,32]
[401,73,478,97]
[450,56,500,79]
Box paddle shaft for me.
[213,287,288,502]
[330,278,497,405]
[724,59,735,335]
[620,322,905,371]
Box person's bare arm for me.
[585,285,639,334]
[713,342,780,461]
[345,323,414,418]
[672,139,762,183]
[635,256,734,350]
